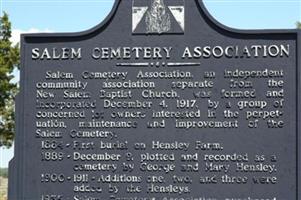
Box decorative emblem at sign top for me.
[145,0,171,34]
[132,0,185,34]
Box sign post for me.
[9,0,301,199]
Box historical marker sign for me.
[9,0,301,199]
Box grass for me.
[0,168,8,200]
[0,176,8,200]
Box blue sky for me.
[2,0,301,33]
[0,0,300,168]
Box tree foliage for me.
[0,12,20,148]
[0,168,8,178]
[297,22,301,29]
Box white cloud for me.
[11,28,53,46]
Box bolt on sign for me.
[9,0,301,199]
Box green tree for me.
[297,22,301,29]
[0,12,20,148]
[0,168,8,178]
